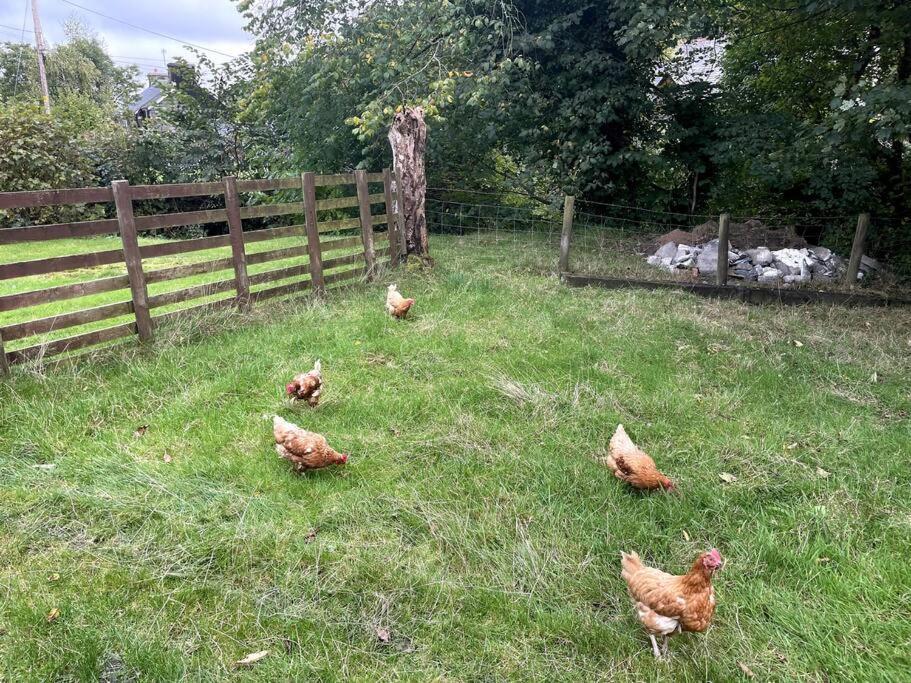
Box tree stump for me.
[388,107,431,263]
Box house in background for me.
[128,62,197,124]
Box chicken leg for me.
[649,634,662,659]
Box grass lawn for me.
[1,234,910,681]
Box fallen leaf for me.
[719,472,738,484]
[870,371,878,383]
[31,463,56,471]
[46,608,60,623]
[375,627,391,643]
[682,530,690,541]
[816,556,831,564]
[786,442,798,450]
[389,426,401,437]
[305,527,319,543]
[816,467,830,478]
[235,650,269,667]
[48,573,60,582]
[133,425,148,438]
[163,452,172,463]
[792,340,804,348]
[738,662,756,678]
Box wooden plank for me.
[394,166,408,257]
[0,274,131,312]
[316,217,361,233]
[314,173,355,187]
[246,245,309,266]
[382,168,399,264]
[134,208,228,231]
[129,181,223,200]
[223,176,250,310]
[0,186,112,210]
[113,180,154,343]
[139,234,231,259]
[251,278,312,303]
[145,258,233,285]
[845,213,870,285]
[0,248,124,281]
[559,195,575,274]
[562,273,911,307]
[239,202,303,219]
[235,177,301,192]
[322,252,365,271]
[0,300,133,342]
[248,264,309,286]
[716,213,731,286]
[355,170,376,281]
[7,322,137,364]
[325,267,363,287]
[0,217,120,243]
[315,195,360,211]
[147,278,236,309]
[301,172,325,294]
[320,235,363,254]
[365,172,385,183]
[244,224,304,243]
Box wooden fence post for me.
[301,172,325,294]
[845,213,870,285]
[112,180,153,342]
[716,213,731,286]
[559,195,575,274]
[0,332,9,376]
[394,166,408,258]
[223,176,250,310]
[355,170,377,281]
[382,167,399,265]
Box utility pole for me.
[31,0,51,114]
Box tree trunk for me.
[388,107,431,262]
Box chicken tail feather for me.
[620,551,642,582]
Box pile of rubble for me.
[644,219,879,284]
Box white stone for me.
[747,247,774,266]
[758,268,782,283]
[654,242,678,260]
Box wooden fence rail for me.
[0,168,404,374]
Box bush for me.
[0,101,99,227]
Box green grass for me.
[1,234,910,681]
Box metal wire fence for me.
[426,188,910,297]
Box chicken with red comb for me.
[620,549,723,658]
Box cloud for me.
[0,0,254,69]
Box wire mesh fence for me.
[427,188,910,298]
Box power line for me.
[57,0,239,59]
[0,21,34,33]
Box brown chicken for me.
[621,549,722,658]
[286,359,322,406]
[385,284,415,319]
[602,424,675,491]
[273,416,348,472]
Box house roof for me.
[128,86,164,113]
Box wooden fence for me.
[0,169,409,374]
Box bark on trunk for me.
[388,107,431,262]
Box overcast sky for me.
[0,0,253,78]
